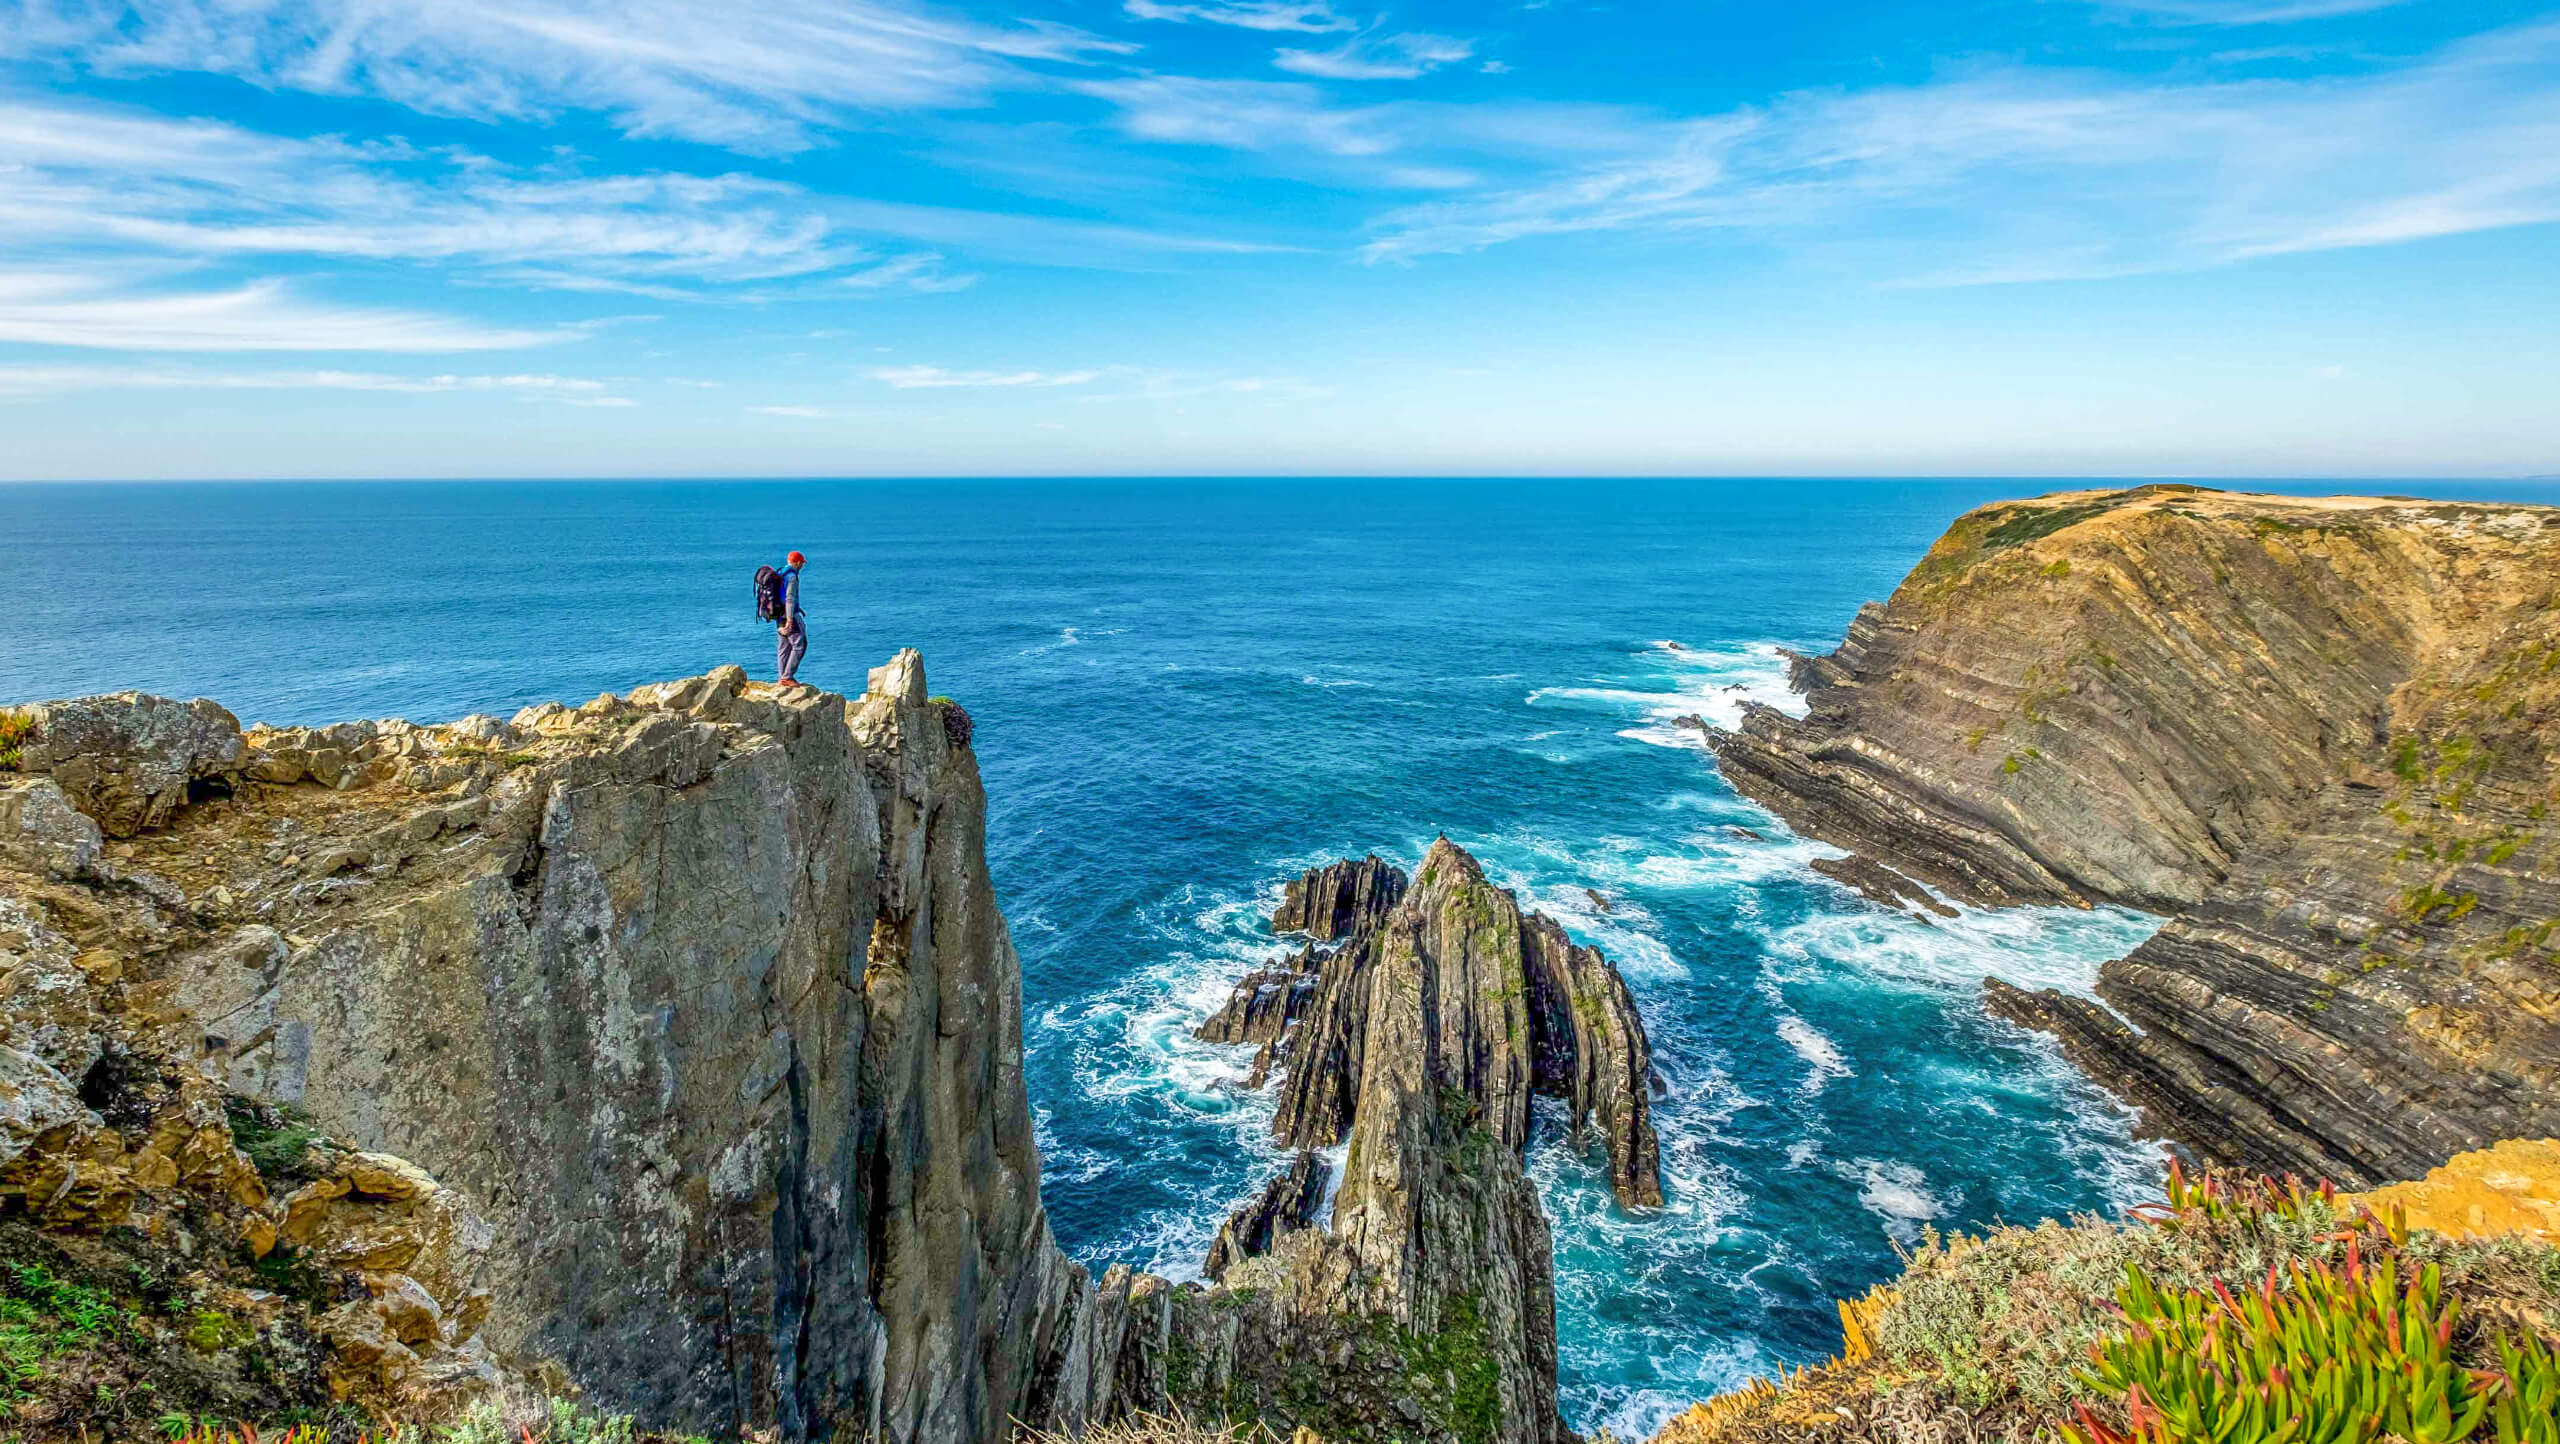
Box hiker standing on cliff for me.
[758,551,808,688]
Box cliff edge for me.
[2,659,1582,1444]
[1708,485,2560,1186]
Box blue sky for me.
[2,0,2556,478]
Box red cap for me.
[787,551,805,566]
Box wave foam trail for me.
[1775,1014,1852,1094]
[1850,1158,1947,1243]
[1527,640,1807,752]
[1761,897,2162,999]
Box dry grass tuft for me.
[1015,1411,1314,1444]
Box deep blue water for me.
[8,477,2554,1437]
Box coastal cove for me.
[7,476,2555,1438]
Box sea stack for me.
[1205,840,1666,1209]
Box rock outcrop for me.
[4,658,1592,1443]
[1709,486,2560,1186]
[1273,855,1408,940]
[2,657,1099,1441]
[1210,842,1665,1212]
[10,692,246,837]
[1202,1148,1328,1281]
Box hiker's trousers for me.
[777,620,807,682]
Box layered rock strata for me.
[4,662,1587,1443]
[1708,486,2560,1186]
[1206,842,1665,1211]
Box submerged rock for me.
[1810,854,1957,919]
[1714,486,2560,1185]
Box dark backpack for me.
[754,565,785,621]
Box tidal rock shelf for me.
[1707,485,2560,1187]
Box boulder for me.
[0,778,103,879]
[11,692,244,835]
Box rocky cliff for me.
[1709,485,2560,1186]
[4,659,1090,1440]
[3,661,1589,1444]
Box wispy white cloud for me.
[2098,0,2410,24]
[0,92,1278,298]
[1074,76,1401,155]
[0,95,956,295]
[0,270,578,351]
[1353,17,2560,277]
[1123,0,1353,32]
[836,253,978,292]
[1276,31,1474,81]
[0,364,623,395]
[2,0,1132,155]
[1074,370,1336,402]
[867,365,1101,388]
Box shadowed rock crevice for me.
[1710,486,2560,1186]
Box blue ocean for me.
[6,477,2544,1437]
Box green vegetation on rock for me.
[0,709,30,770]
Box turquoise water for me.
[8,478,2546,1436]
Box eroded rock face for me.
[11,692,245,837]
[2,656,1100,1442]
[1251,843,1665,1209]
[1202,1149,1327,1281]
[5,657,1592,1443]
[1714,486,2560,1186]
[1273,855,1407,940]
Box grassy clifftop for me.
[1652,1144,2560,1444]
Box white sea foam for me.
[1760,896,2161,1000]
[1526,640,1807,753]
[1312,1140,1351,1228]
[1850,1158,1946,1242]
[1775,1014,1852,1095]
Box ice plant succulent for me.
[2062,1242,2555,1444]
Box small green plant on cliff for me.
[225,1096,327,1183]
[1397,1293,1501,1444]
[928,695,974,750]
[0,1260,132,1400]
[0,709,30,771]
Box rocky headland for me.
[1707,485,2560,1187]
[0,657,1614,1443]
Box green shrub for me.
[0,710,30,771]
[225,1095,327,1182]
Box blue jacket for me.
[781,565,803,624]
